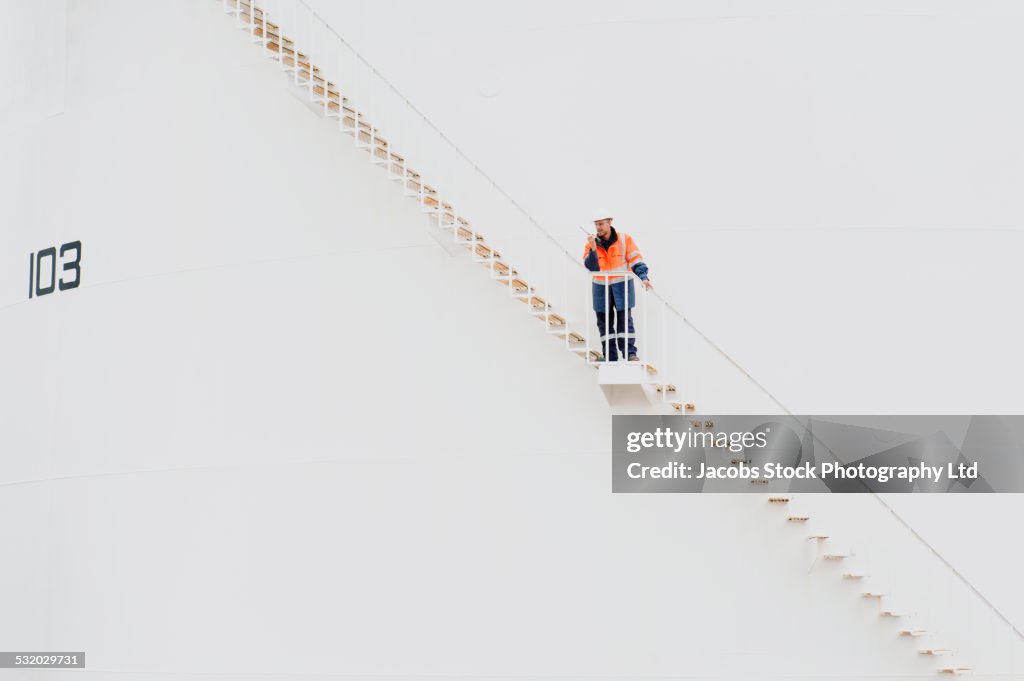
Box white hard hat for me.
[591,209,613,223]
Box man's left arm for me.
[625,235,653,290]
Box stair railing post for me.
[643,275,649,368]
[629,272,635,364]
[584,270,590,362]
[333,46,342,124]
[661,299,668,406]
[260,5,268,52]
[623,273,627,364]
[540,232,549,327]
[623,270,636,364]
[368,78,377,154]
[307,11,314,100]
[619,271,626,364]
[391,88,405,182]
[352,57,360,146]
[598,270,606,360]
[418,157,425,213]
[400,145,409,189]
[562,258,568,350]
[290,2,298,84]
[619,272,623,361]
[276,1,284,69]
[400,91,410,188]
[322,29,330,117]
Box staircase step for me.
[518,297,545,309]
[491,262,517,277]
[573,349,603,363]
[509,280,533,295]
[252,25,287,43]
[546,315,566,327]
[473,244,501,260]
[491,268,518,279]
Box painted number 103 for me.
[29,240,82,299]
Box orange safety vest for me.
[583,230,644,310]
[583,230,643,282]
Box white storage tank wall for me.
[1,2,1021,679]
[305,0,1024,637]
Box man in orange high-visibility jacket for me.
[583,211,652,362]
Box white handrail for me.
[583,269,652,366]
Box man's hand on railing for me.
[643,279,653,291]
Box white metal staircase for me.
[766,493,976,676]
[220,0,692,414]
[214,3,1021,676]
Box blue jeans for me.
[595,307,636,360]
